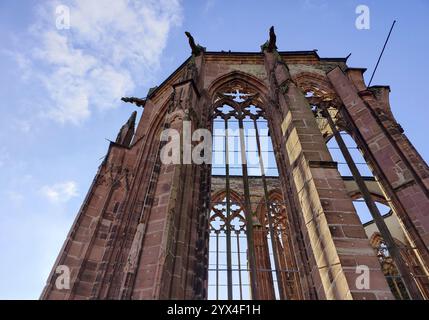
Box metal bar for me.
[392,277,406,300]
[211,166,279,169]
[213,163,369,167]
[208,268,299,272]
[237,114,259,300]
[368,20,396,86]
[253,118,287,300]
[236,232,243,299]
[322,104,423,300]
[215,145,361,151]
[216,232,219,300]
[213,149,276,153]
[209,201,291,206]
[224,118,233,300]
[213,120,265,123]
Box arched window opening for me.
[208,88,299,300]
[253,194,300,300]
[208,195,250,300]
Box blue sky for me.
[0,0,428,299]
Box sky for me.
[0,0,428,299]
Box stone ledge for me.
[308,160,338,169]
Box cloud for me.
[21,0,183,124]
[40,181,79,203]
[1,50,33,81]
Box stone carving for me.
[185,31,206,56]
[261,26,277,52]
[121,96,146,107]
[268,26,277,52]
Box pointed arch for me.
[208,70,269,102]
[211,188,246,212]
[293,72,337,101]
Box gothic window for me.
[372,236,410,300]
[208,88,297,300]
[208,195,250,299]
[254,194,299,300]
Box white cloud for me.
[40,181,79,203]
[23,0,182,124]
[1,50,33,81]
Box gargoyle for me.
[267,26,277,52]
[185,31,205,56]
[121,97,146,107]
[261,26,278,52]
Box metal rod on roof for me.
[368,20,396,86]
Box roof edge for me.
[145,50,349,101]
[146,56,192,100]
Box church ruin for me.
[41,28,429,300]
